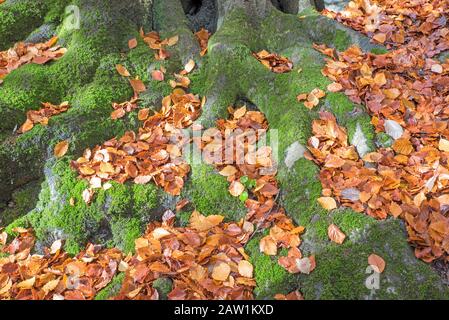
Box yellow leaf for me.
[54,140,69,158]
[189,210,224,232]
[116,64,130,77]
[317,197,337,210]
[17,277,36,290]
[212,262,231,281]
[439,138,449,152]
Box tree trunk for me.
[1,0,446,300]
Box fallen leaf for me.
[317,197,337,210]
[260,236,277,256]
[54,140,69,158]
[327,82,343,92]
[129,79,146,93]
[328,224,346,244]
[128,38,138,49]
[238,260,253,278]
[116,64,130,77]
[229,181,245,197]
[368,253,386,273]
[184,59,196,74]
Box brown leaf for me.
[229,181,245,197]
[368,253,386,273]
[327,224,346,244]
[238,260,253,278]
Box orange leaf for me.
[317,197,337,211]
[238,260,253,278]
[151,70,164,81]
[368,254,385,273]
[229,181,245,197]
[327,82,343,92]
[129,79,146,93]
[260,236,277,256]
[54,140,69,158]
[128,38,138,49]
[116,64,130,77]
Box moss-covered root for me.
[299,219,449,299]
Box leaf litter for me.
[0,37,66,85]
[308,0,449,262]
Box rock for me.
[351,122,370,157]
[384,120,404,140]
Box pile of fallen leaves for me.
[0,37,66,85]
[137,29,178,61]
[310,0,449,262]
[323,0,449,58]
[115,210,255,300]
[297,88,326,110]
[18,101,70,134]
[71,90,205,200]
[197,106,315,274]
[252,50,293,73]
[0,228,121,300]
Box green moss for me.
[280,159,325,227]
[0,0,47,50]
[153,277,173,300]
[95,273,124,300]
[6,159,160,255]
[44,0,70,24]
[370,47,389,55]
[246,234,297,299]
[376,132,393,148]
[183,163,246,221]
[0,180,42,226]
[299,220,449,299]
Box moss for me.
[370,47,389,55]
[183,163,246,221]
[95,273,125,300]
[0,0,47,50]
[376,132,393,148]
[6,159,160,255]
[299,219,449,299]
[325,92,375,152]
[279,159,325,224]
[152,277,173,300]
[0,180,42,226]
[246,234,297,299]
[44,0,70,24]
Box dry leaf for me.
[317,197,337,210]
[368,254,386,273]
[54,140,69,158]
[212,262,231,281]
[327,224,346,244]
[116,64,130,77]
[229,181,245,197]
[238,260,253,278]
